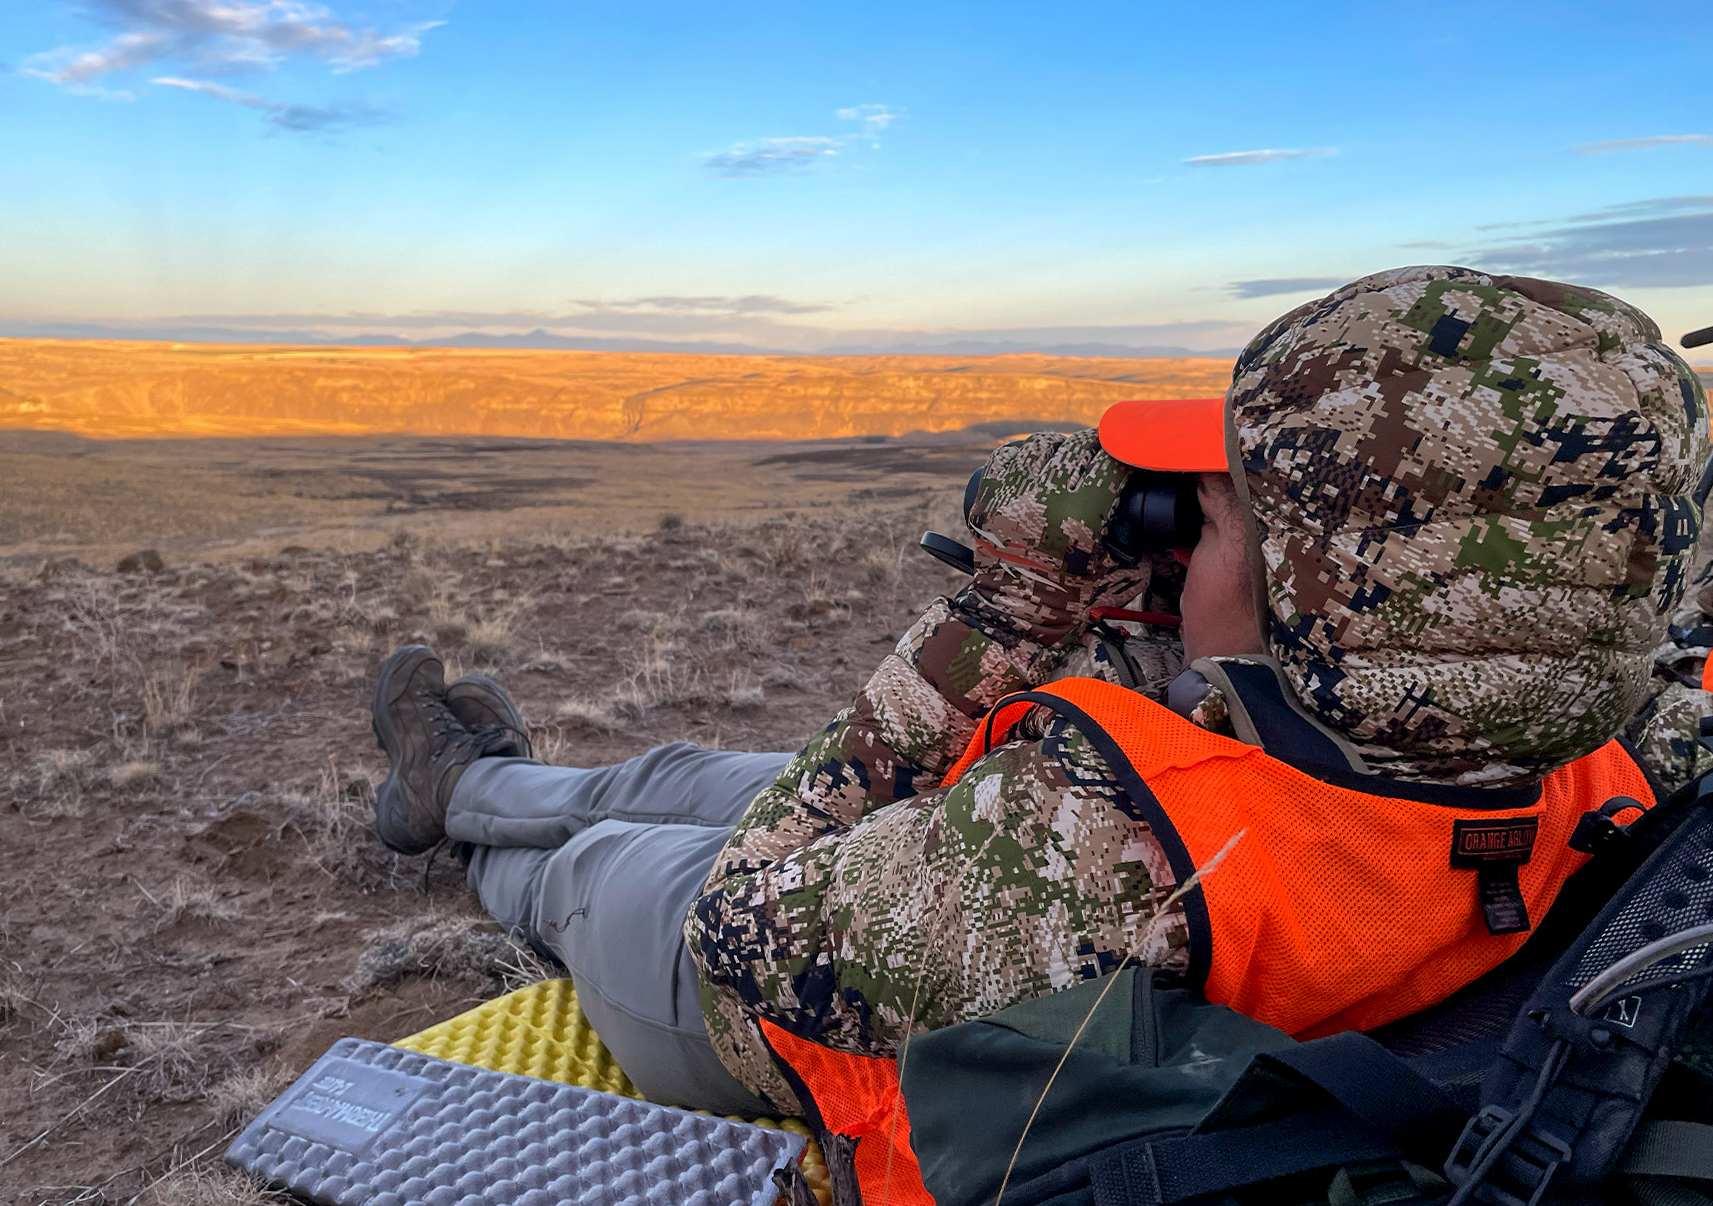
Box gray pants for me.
[447,742,791,1115]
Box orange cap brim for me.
[1098,397,1228,473]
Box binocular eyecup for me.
[921,467,1203,575]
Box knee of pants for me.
[464,844,555,946]
[529,817,734,1031]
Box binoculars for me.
[920,467,1203,576]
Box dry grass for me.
[108,759,162,789]
[860,546,903,586]
[205,1065,290,1130]
[53,1016,226,1103]
[530,723,577,766]
[1,966,42,1031]
[127,1021,221,1102]
[36,747,100,793]
[135,1166,292,1206]
[277,758,391,884]
[141,662,204,737]
[466,611,523,664]
[15,747,102,817]
[553,697,624,733]
[347,913,553,996]
[157,877,242,928]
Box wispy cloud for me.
[568,296,834,316]
[1228,276,1348,299]
[154,75,390,132]
[1577,134,1713,155]
[29,0,435,85]
[1473,196,1713,288]
[705,136,841,177]
[1184,147,1335,167]
[706,103,899,177]
[836,103,898,142]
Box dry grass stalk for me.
[109,760,162,789]
[36,748,99,793]
[158,877,241,928]
[553,699,622,733]
[348,914,550,996]
[466,611,523,664]
[426,587,467,637]
[141,662,204,737]
[0,969,41,1030]
[126,1020,219,1101]
[52,1014,225,1105]
[23,748,101,817]
[342,624,376,656]
[136,1166,291,1206]
[205,1066,290,1130]
[278,757,385,882]
[860,547,903,586]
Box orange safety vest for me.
[759,676,1655,1205]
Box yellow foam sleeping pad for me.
[396,978,831,1205]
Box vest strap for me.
[953,686,1214,994]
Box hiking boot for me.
[370,645,513,855]
[445,673,533,759]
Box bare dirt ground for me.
[0,428,1016,570]
[0,434,974,1203]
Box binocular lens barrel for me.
[962,466,1202,564]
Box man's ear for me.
[1222,394,1270,651]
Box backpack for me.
[899,772,1713,1206]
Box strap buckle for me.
[1567,795,1647,855]
[1444,1106,1572,1206]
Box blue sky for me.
[2,0,1710,355]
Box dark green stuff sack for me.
[899,967,1295,1206]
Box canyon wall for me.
[0,339,1233,440]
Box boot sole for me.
[370,645,444,855]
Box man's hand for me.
[961,428,1156,647]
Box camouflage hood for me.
[1229,266,1710,786]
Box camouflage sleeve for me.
[707,428,1189,886]
[705,590,1071,881]
[1625,566,1713,790]
[708,557,1185,883]
[690,718,1189,1102]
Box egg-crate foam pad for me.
[392,979,829,1201]
[225,1037,806,1206]
[394,978,634,1094]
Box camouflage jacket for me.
[688,578,1713,1111]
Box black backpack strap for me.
[1446,800,1713,1205]
[1619,1120,1713,1181]
[1085,1032,1466,1205]
[1257,1032,1466,1154]
[1090,1108,1399,1206]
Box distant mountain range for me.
[0,321,1241,360]
[0,337,1236,442]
